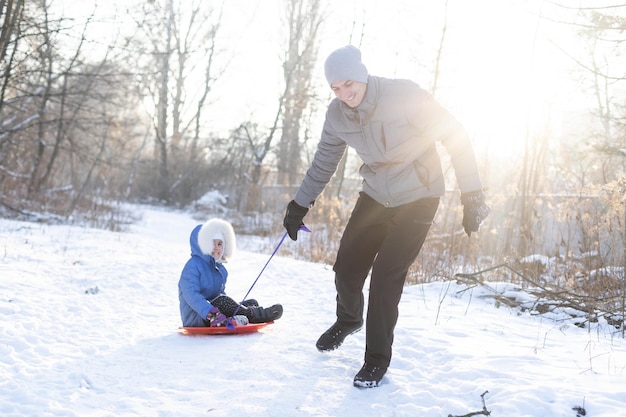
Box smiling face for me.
[211,239,224,260]
[330,80,367,108]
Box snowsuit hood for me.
[197,218,236,262]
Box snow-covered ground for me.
[1,206,625,417]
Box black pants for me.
[204,296,258,325]
[333,192,439,368]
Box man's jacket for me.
[294,75,483,208]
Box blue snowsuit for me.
[178,225,228,327]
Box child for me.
[178,218,283,327]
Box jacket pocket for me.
[413,159,430,190]
[382,120,413,152]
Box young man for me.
[283,45,489,388]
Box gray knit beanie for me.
[324,45,368,85]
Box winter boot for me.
[241,299,259,307]
[353,363,387,388]
[249,304,283,323]
[315,321,362,351]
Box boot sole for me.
[353,379,382,388]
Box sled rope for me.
[226,226,310,328]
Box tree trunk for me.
[277,0,322,185]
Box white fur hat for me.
[197,218,236,261]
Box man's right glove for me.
[461,190,490,237]
[283,200,309,241]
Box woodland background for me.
[1,0,625,325]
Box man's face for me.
[330,80,367,108]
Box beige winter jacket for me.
[294,76,483,208]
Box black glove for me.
[461,190,490,237]
[283,200,309,241]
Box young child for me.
[178,218,283,327]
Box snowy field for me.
[1,205,625,417]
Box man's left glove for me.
[283,200,309,241]
[461,190,490,237]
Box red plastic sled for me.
[179,322,273,335]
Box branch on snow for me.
[454,263,624,332]
[448,390,491,417]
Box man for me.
[283,45,489,388]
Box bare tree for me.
[276,0,324,186]
[0,1,147,219]
[430,0,449,96]
[128,0,227,204]
[0,0,25,111]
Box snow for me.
[1,205,625,417]
[520,254,551,266]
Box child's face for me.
[211,239,224,260]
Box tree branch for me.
[448,391,491,417]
